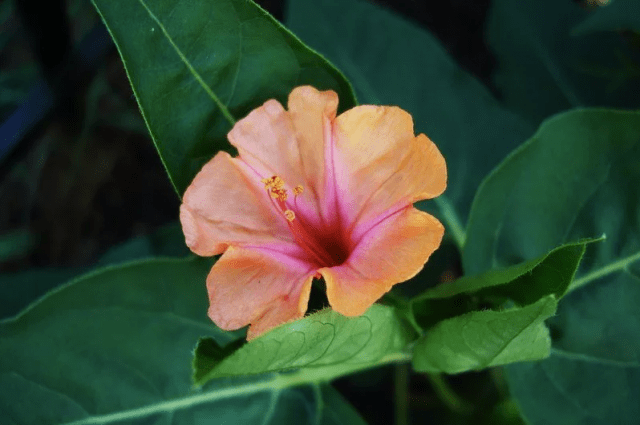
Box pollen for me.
[271,189,288,201]
[293,185,304,195]
[284,210,296,221]
[261,175,283,190]
[262,175,288,201]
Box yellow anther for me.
[271,188,288,201]
[262,175,288,201]
[261,176,273,188]
[284,210,296,221]
[293,185,304,195]
[261,175,284,190]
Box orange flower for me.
[180,86,446,339]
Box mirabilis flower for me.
[180,86,447,339]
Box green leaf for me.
[285,0,533,248]
[573,0,640,34]
[192,337,245,384]
[0,258,400,423]
[487,0,640,125]
[194,304,414,387]
[462,109,640,425]
[91,0,356,195]
[411,239,595,330]
[412,296,557,374]
[505,274,640,425]
[464,109,640,276]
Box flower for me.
[180,86,446,339]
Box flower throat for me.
[261,175,348,267]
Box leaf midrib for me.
[137,0,237,125]
[61,352,409,425]
[551,347,640,368]
[476,297,553,369]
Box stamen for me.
[261,177,273,189]
[260,176,343,266]
[261,175,283,190]
[262,175,288,201]
[270,189,288,201]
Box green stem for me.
[312,383,324,424]
[64,352,411,425]
[433,197,466,249]
[427,373,473,415]
[394,364,409,425]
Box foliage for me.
[487,0,640,125]
[463,108,640,425]
[2,0,639,423]
[92,0,356,195]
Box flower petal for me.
[332,106,447,228]
[227,86,338,207]
[207,246,316,339]
[180,151,293,256]
[321,207,444,316]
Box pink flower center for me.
[262,175,350,268]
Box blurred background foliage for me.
[1,0,638,424]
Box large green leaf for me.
[463,109,640,425]
[0,257,403,423]
[506,353,639,425]
[487,0,640,125]
[464,109,640,275]
[506,274,640,425]
[508,242,640,425]
[194,304,413,387]
[286,0,533,248]
[412,295,556,374]
[411,239,593,330]
[91,0,356,195]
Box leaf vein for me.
[137,0,236,125]
[569,249,640,292]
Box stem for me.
[394,364,409,425]
[433,197,466,249]
[426,373,473,415]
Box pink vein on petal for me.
[350,204,410,250]
[324,119,344,233]
[243,243,314,264]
